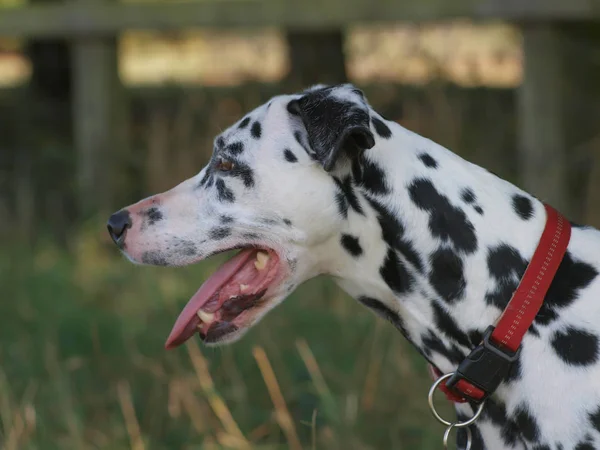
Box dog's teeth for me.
[240,284,250,292]
[197,310,215,323]
[254,251,269,271]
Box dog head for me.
[107,83,379,347]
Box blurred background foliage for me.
[0,0,599,448]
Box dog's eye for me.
[215,159,235,172]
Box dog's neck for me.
[321,121,548,393]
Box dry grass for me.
[187,340,250,448]
[0,228,456,449]
[253,346,302,450]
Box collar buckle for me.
[445,325,521,403]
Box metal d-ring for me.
[427,372,486,427]
[443,423,472,450]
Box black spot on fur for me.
[371,117,392,139]
[283,218,292,226]
[431,301,471,348]
[141,251,168,266]
[333,176,364,217]
[461,188,476,204]
[528,323,541,337]
[216,179,235,203]
[536,252,598,325]
[421,330,465,366]
[575,442,595,450]
[197,170,212,188]
[551,326,599,366]
[226,141,244,155]
[485,244,528,310]
[335,192,348,218]
[474,206,484,215]
[182,244,196,256]
[487,244,526,279]
[456,414,485,450]
[482,400,509,428]
[512,194,534,220]
[238,117,250,128]
[284,149,298,163]
[514,404,540,442]
[482,400,521,447]
[353,157,389,194]
[468,329,484,347]
[366,196,424,273]
[216,136,225,149]
[226,160,255,188]
[590,406,600,433]
[429,248,466,304]
[482,400,523,447]
[379,248,413,294]
[418,153,438,169]
[145,207,163,226]
[242,232,260,240]
[209,227,231,240]
[251,121,262,139]
[171,239,197,257]
[205,175,214,188]
[220,215,234,224]
[358,296,406,334]
[408,178,477,253]
[341,234,363,257]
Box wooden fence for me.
[1,0,600,218]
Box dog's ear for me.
[287,85,375,172]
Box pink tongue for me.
[164,248,255,349]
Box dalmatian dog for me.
[107,84,600,449]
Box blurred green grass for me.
[0,222,454,449]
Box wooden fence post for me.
[72,4,125,219]
[517,23,570,216]
[559,24,600,226]
[285,29,347,87]
[518,23,600,223]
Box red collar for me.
[430,203,571,403]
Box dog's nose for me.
[107,209,132,246]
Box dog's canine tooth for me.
[197,310,215,323]
[254,251,269,271]
[240,284,250,292]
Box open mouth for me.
[165,247,282,349]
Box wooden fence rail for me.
[1,0,599,218]
[1,0,599,37]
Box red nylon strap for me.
[430,203,571,403]
[490,204,570,353]
[429,365,483,403]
